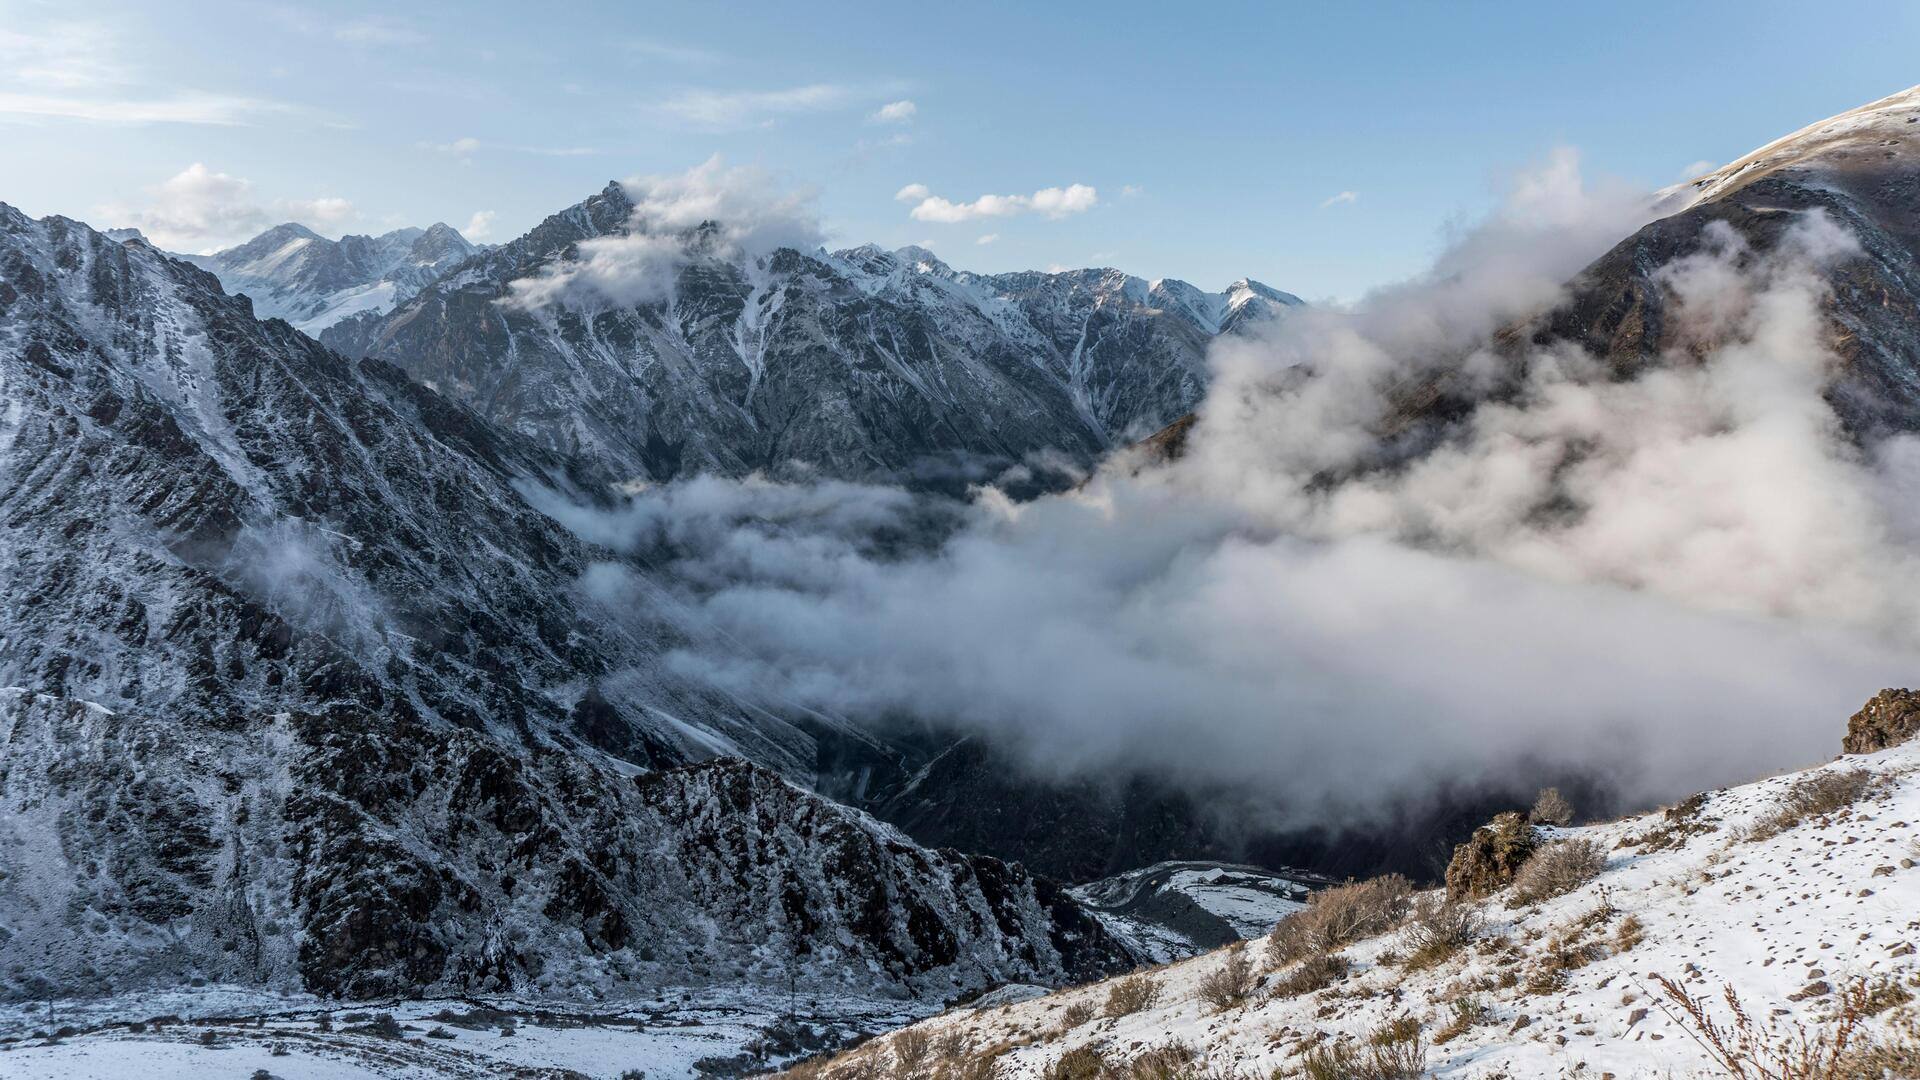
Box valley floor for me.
[0,987,929,1079]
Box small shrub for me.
[1059,1001,1096,1029]
[425,1026,454,1040]
[269,1042,290,1056]
[1195,947,1256,1012]
[1267,874,1413,965]
[891,1028,933,1074]
[1044,1046,1106,1080]
[1530,787,1574,826]
[1508,838,1606,905]
[1653,972,1877,1078]
[1270,952,1351,999]
[1104,974,1161,1017]
[251,1071,273,1080]
[1745,768,1879,841]
[1402,895,1481,970]
[1433,997,1487,1044]
[369,1013,404,1039]
[198,1029,218,1046]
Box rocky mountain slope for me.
[319,181,1297,485]
[0,206,1129,1003]
[800,701,1920,1078]
[183,221,479,334]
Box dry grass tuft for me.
[1400,895,1482,972]
[1270,952,1352,1000]
[1267,875,1413,966]
[1743,769,1881,842]
[1509,838,1607,906]
[1287,1016,1427,1080]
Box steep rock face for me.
[0,202,805,771]
[185,221,479,334]
[0,206,1134,1002]
[321,183,1297,485]
[0,692,1131,1001]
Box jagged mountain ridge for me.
[0,205,1129,1001]
[180,221,480,335]
[318,181,1298,484]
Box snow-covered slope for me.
[1070,861,1315,964]
[185,221,478,334]
[319,182,1298,485]
[817,723,1920,1078]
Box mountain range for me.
[6,82,1920,1076]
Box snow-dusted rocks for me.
[320,181,1296,485]
[185,220,479,334]
[0,205,1130,1005]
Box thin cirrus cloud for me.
[420,136,598,160]
[1320,190,1359,209]
[894,182,1100,223]
[975,233,999,245]
[868,99,916,124]
[0,21,285,126]
[649,83,859,130]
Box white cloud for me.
[503,155,822,311]
[282,195,357,231]
[0,91,274,125]
[1320,190,1359,209]
[536,151,1920,831]
[0,22,118,89]
[1120,184,1144,198]
[869,99,917,124]
[463,210,497,242]
[975,233,999,245]
[100,163,362,252]
[902,183,1099,223]
[650,83,854,130]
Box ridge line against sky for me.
[1,0,1917,300]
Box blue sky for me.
[2,0,1918,300]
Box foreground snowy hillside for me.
[793,706,1920,1078]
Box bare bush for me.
[1058,1000,1096,1030]
[1104,974,1162,1017]
[1744,769,1880,842]
[1266,875,1413,965]
[1401,895,1482,970]
[1195,947,1257,1012]
[1530,787,1575,826]
[1508,838,1606,905]
[1117,1042,1198,1079]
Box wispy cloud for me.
[649,83,857,130]
[420,136,598,161]
[896,182,1099,223]
[626,38,725,65]
[975,233,999,245]
[869,99,916,124]
[1320,190,1359,209]
[332,15,425,46]
[0,20,286,126]
[0,91,278,125]
[463,210,497,241]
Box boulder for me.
[1843,688,1920,755]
